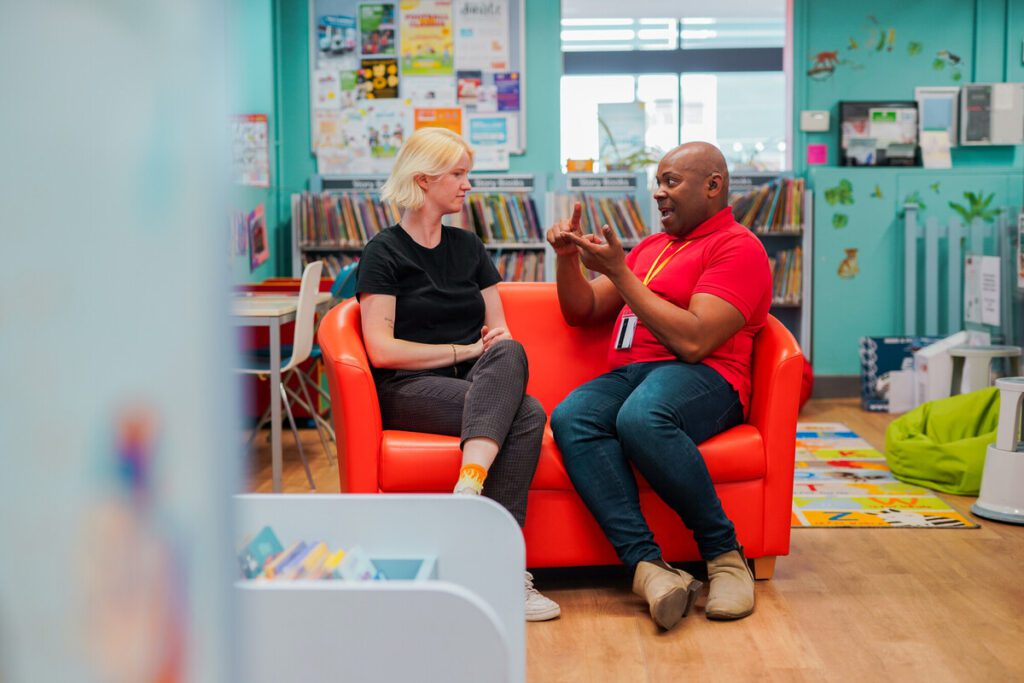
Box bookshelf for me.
[292,174,547,282]
[730,173,814,360]
[452,174,547,283]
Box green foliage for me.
[899,191,926,217]
[907,41,923,56]
[932,58,945,70]
[948,191,999,224]
[832,213,849,229]
[597,117,661,172]
[824,179,854,206]
[603,149,661,172]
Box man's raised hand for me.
[566,224,627,277]
[545,202,584,257]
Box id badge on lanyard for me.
[614,314,638,350]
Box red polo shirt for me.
[607,206,772,415]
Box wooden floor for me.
[246,398,1024,682]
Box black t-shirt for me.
[355,224,502,382]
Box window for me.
[682,72,787,171]
[559,3,788,172]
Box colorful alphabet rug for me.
[792,422,978,528]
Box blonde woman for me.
[355,128,560,621]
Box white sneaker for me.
[524,571,560,621]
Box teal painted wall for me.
[271,0,562,277]
[794,0,1024,375]
[228,0,278,282]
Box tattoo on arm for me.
[384,316,394,330]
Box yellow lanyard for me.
[642,239,692,287]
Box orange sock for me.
[453,463,488,495]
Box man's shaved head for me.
[663,142,730,205]
[653,141,730,237]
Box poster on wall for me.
[466,113,514,170]
[456,70,482,105]
[494,71,520,111]
[367,101,413,170]
[1018,212,1024,290]
[317,15,358,69]
[979,255,1001,326]
[316,107,372,174]
[232,210,248,256]
[359,3,396,55]
[403,75,455,105]
[454,0,509,70]
[314,69,342,109]
[399,0,454,76]
[414,107,462,133]
[358,57,399,98]
[248,204,270,271]
[964,255,981,324]
[466,113,517,149]
[231,114,270,188]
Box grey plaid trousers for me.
[376,339,545,526]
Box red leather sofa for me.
[318,282,803,578]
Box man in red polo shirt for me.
[547,141,771,631]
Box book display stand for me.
[236,494,524,682]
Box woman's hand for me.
[480,325,513,353]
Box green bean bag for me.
[884,387,1000,495]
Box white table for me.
[231,292,332,492]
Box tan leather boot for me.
[632,560,703,630]
[705,547,755,620]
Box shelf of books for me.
[729,173,813,359]
[450,174,547,283]
[292,174,547,282]
[546,172,653,280]
[292,175,392,279]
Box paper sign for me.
[806,143,828,165]
[403,76,455,106]
[980,255,1001,326]
[1017,213,1024,290]
[454,0,509,70]
[414,107,462,133]
[399,0,454,76]
[920,131,952,169]
[467,113,516,148]
[231,114,270,187]
[248,204,269,271]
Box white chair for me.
[238,260,326,490]
[280,260,360,454]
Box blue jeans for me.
[551,360,743,567]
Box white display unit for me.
[235,494,525,683]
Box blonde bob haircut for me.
[380,127,474,210]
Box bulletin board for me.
[308,0,526,175]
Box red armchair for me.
[318,282,803,577]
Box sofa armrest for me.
[318,299,382,493]
[747,316,803,556]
